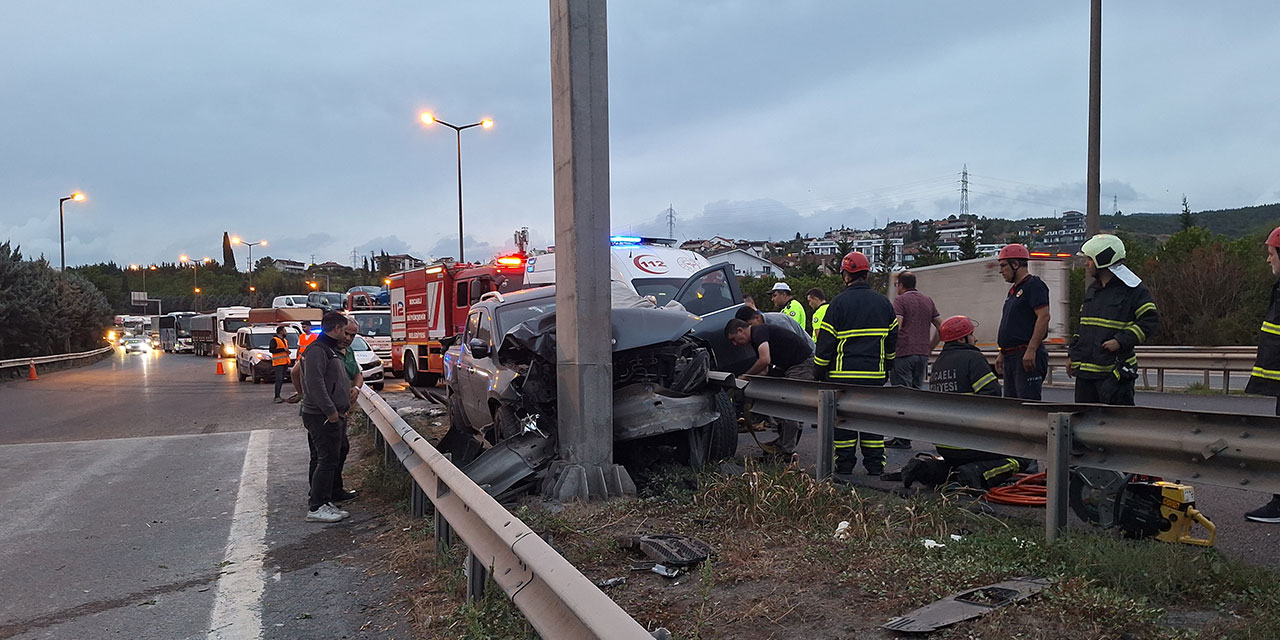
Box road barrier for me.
[354,386,658,640]
[744,376,1280,543]
[1032,346,1257,394]
[0,346,114,377]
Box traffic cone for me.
[216,359,225,375]
[27,360,37,380]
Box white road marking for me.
[207,429,271,640]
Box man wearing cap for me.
[1068,234,1159,405]
[995,244,1051,400]
[901,315,1034,490]
[1243,226,1280,523]
[770,282,808,333]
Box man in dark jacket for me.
[1068,234,1158,405]
[1244,226,1280,523]
[815,251,898,478]
[300,311,354,523]
[727,317,813,455]
[907,315,1034,489]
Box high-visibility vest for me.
[270,335,290,367]
[297,331,318,355]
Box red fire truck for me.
[389,255,527,386]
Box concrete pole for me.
[547,0,633,501]
[1085,0,1102,238]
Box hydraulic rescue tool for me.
[1069,467,1216,546]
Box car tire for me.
[705,390,739,462]
[404,356,420,387]
[237,369,247,382]
[371,383,383,392]
[492,404,522,443]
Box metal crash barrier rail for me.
[0,346,115,373]
[1013,346,1257,394]
[744,376,1280,543]
[354,386,657,640]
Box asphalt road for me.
[0,349,409,640]
[761,383,1280,567]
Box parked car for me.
[306,291,345,312]
[272,295,310,309]
[350,335,385,391]
[234,326,300,383]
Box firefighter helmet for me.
[1079,234,1126,269]
[997,244,1031,261]
[840,251,870,274]
[1268,226,1280,248]
[939,315,977,343]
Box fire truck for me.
[389,255,528,386]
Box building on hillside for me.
[312,261,348,272]
[376,254,425,272]
[806,239,841,255]
[884,222,913,239]
[934,221,980,243]
[1041,227,1087,246]
[709,248,779,277]
[679,236,737,257]
[272,258,306,274]
[1062,210,1085,231]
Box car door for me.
[454,310,481,423]
[462,309,498,427]
[670,262,756,374]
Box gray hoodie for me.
[300,334,351,417]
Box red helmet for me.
[1268,226,1280,248]
[939,315,977,343]
[997,244,1031,261]
[840,251,870,274]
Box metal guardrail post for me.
[1157,369,1165,392]
[383,434,394,467]
[816,390,836,481]
[465,551,488,603]
[1223,370,1230,395]
[435,452,454,553]
[1045,412,1073,544]
[411,481,429,519]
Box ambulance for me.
[525,236,716,306]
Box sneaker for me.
[306,504,345,523]
[885,438,912,449]
[273,397,284,404]
[1245,496,1280,523]
[332,489,358,503]
[326,502,351,519]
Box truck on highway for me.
[888,253,1072,349]
[159,312,198,352]
[191,306,250,357]
[388,254,528,387]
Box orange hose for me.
[983,472,1047,506]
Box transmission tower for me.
[1113,195,1118,215]
[665,205,676,238]
[959,164,970,217]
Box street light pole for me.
[419,113,494,263]
[231,237,267,305]
[58,192,86,271]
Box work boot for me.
[885,438,912,449]
[1245,495,1280,523]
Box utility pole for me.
[548,0,633,501]
[959,164,970,217]
[1086,0,1102,238]
[665,205,676,238]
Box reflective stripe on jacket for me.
[1247,279,1280,396]
[780,299,807,332]
[814,281,897,383]
[1067,272,1158,380]
[810,303,829,342]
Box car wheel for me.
[705,390,739,461]
[404,356,420,387]
[492,404,522,443]
[370,383,383,391]
[237,369,247,382]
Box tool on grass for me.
[1069,467,1216,546]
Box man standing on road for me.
[1067,235,1158,405]
[1244,226,1280,523]
[270,326,291,403]
[806,287,829,343]
[289,317,362,511]
[995,244,1051,400]
[770,282,807,332]
[726,317,814,457]
[888,271,942,448]
[300,311,355,523]
[815,251,898,479]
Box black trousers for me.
[303,413,347,510]
[273,363,289,398]
[1074,375,1135,406]
[833,379,886,473]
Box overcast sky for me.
[4,2,1278,269]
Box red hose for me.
[983,472,1047,506]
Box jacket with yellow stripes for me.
[1067,271,1159,380]
[814,281,898,383]
[1246,278,1280,396]
[929,342,1001,396]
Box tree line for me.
[0,242,113,359]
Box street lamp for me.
[419,112,493,263]
[58,192,86,271]
[231,237,267,304]
[181,255,212,310]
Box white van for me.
[272,295,309,309]
[525,236,716,307]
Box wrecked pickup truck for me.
[440,264,751,472]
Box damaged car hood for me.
[498,306,702,365]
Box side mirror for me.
[468,338,491,360]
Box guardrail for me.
[744,376,1280,543]
[355,386,658,640]
[987,346,1258,394]
[0,346,115,372]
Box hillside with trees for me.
[0,242,113,358]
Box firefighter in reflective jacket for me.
[815,251,898,477]
[270,326,291,403]
[905,316,1034,489]
[1243,226,1280,523]
[1067,234,1159,405]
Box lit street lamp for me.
[419,112,494,263]
[58,192,86,271]
[231,237,267,305]
[181,255,212,311]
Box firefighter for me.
[770,282,808,332]
[1244,226,1280,523]
[902,315,1034,489]
[270,325,291,403]
[806,287,829,343]
[995,243,1051,400]
[814,251,898,478]
[1067,234,1159,405]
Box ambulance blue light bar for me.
[609,235,676,246]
